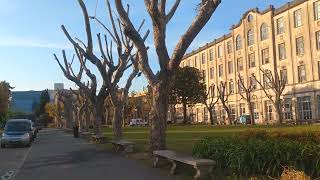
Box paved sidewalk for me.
[14,129,176,180]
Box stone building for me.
[180,0,320,124]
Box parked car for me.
[129,119,148,126]
[1,119,33,148]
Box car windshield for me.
[5,122,30,132]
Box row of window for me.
[182,30,320,70]
[196,95,319,122]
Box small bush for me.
[192,136,320,178]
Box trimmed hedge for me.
[192,136,320,178]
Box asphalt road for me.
[0,129,175,180]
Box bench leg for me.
[153,156,160,168]
[169,160,177,175]
[194,165,212,180]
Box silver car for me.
[1,119,33,148]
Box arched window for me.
[260,23,268,41]
[247,29,254,46]
[248,14,253,22]
[236,35,242,50]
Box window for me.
[265,100,273,121]
[278,43,286,60]
[202,70,206,80]
[283,98,293,120]
[252,102,259,120]
[316,31,320,50]
[239,103,246,116]
[249,75,257,90]
[248,14,253,22]
[318,95,320,117]
[236,35,242,50]
[237,58,243,71]
[228,61,233,74]
[209,67,214,79]
[218,64,223,77]
[248,53,255,68]
[298,65,306,82]
[194,56,198,67]
[187,59,191,66]
[260,23,268,41]
[229,105,236,122]
[229,80,234,94]
[182,62,185,67]
[314,1,320,20]
[297,96,312,120]
[227,41,233,54]
[218,45,223,58]
[261,48,269,64]
[277,17,285,34]
[209,49,214,61]
[318,61,320,79]
[203,107,208,122]
[201,53,206,64]
[294,9,303,28]
[247,29,254,46]
[280,69,288,85]
[296,37,304,55]
[263,72,272,88]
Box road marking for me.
[10,145,32,180]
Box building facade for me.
[180,0,320,124]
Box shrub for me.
[192,136,320,178]
[240,130,320,144]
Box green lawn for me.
[102,124,320,154]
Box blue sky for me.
[0,0,290,92]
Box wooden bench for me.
[110,139,135,153]
[153,150,215,180]
[91,135,107,144]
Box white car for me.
[129,119,148,126]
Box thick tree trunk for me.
[113,103,124,140]
[182,103,187,124]
[275,100,283,124]
[150,82,170,151]
[84,108,90,132]
[93,99,103,137]
[247,103,255,125]
[208,107,215,125]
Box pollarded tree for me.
[252,68,286,124]
[217,81,232,125]
[115,0,222,150]
[237,73,256,125]
[201,84,219,125]
[55,0,146,140]
[171,67,206,123]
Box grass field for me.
[103,124,320,154]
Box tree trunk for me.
[150,82,170,151]
[208,107,215,125]
[93,99,103,137]
[182,103,187,124]
[113,103,124,140]
[247,102,255,125]
[84,107,90,132]
[275,100,283,124]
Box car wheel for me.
[1,143,5,148]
